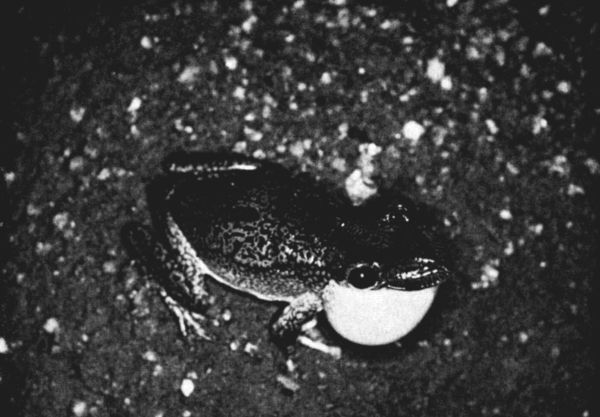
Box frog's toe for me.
[162,290,212,341]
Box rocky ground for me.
[0,0,596,416]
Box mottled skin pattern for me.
[122,151,450,346]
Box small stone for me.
[401,121,425,143]
[127,97,142,113]
[446,0,459,7]
[43,317,60,333]
[142,350,158,362]
[180,378,195,397]
[140,36,153,49]
[69,156,85,172]
[221,309,232,322]
[232,86,246,100]
[556,80,571,94]
[0,337,9,354]
[345,169,377,205]
[53,212,70,230]
[499,209,512,220]
[276,374,300,392]
[103,260,117,274]
[224,55,238,70]
[97,168,111,181]
[440,76,453,90]
[243,126,263,142]
[567,184,584,196]
[72,400,87,417]
[69,107,86,123]
[320,72,332,84]
[243,342,259,355]
[485,119,499,135]
[426,57,445,83]
[518,331,529,343]
[178,65,201,84]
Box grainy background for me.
[0,1,596,416]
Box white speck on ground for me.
[472,260,500,290]
[72,400,87,417]
[447,0,459,7]
[485,119,499,135]
[178,65,201,84]
[243,342,259,355]
[518,331,529,343]
[504,241,515,256]
[53,212,70,230]
[69,107,86,123]
[440,76,453,90]
[567,184,585,196]
[43,317,60,333]
[547,155,570,176]
[127,97,142,114]
[243,126,263,141]
[345,169,377,205]
[584,158,600,174]
[320,72,332,84]
[499,209,512,220]
[529,223,544,235]
[224,55,238,70]
[276,374,300,392]
[0,337,9,354]
[142,350,158,362]
[401,120,425,143]
[557,80,571,94]
[140,36,153,49]
[232,86,246,100]
[426,57,445,83]
[180,378,195,397]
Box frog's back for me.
[166,171,346,300]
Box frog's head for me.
[323,201,450,346]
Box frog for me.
[121,151,450,351]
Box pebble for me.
[224,56,238,70]
[43,317,60,333]
[69,107,86,123]
[499,209,512,220]
[178,65,201,84]
[345,169,377,205]
[401,120,425,143]
[426,57,445,83]
[276,374,300,392]
[127,97,142,113]
[0,337,9,354]
[140,36,153,49]
[180,378,195,397]
[72,400,87,417]
[320,72,332,84]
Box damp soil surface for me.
[0,1,596,416]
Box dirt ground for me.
[0,1,596,416]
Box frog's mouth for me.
[322,280,437,346]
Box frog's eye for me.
[347,264,380,289]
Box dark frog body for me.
[122,151,450,347]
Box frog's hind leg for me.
[271,293,341,358]
[121,222,211,340]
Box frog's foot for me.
[161,289,211,340]
[297,319,341,359]
[271,293,340,358]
